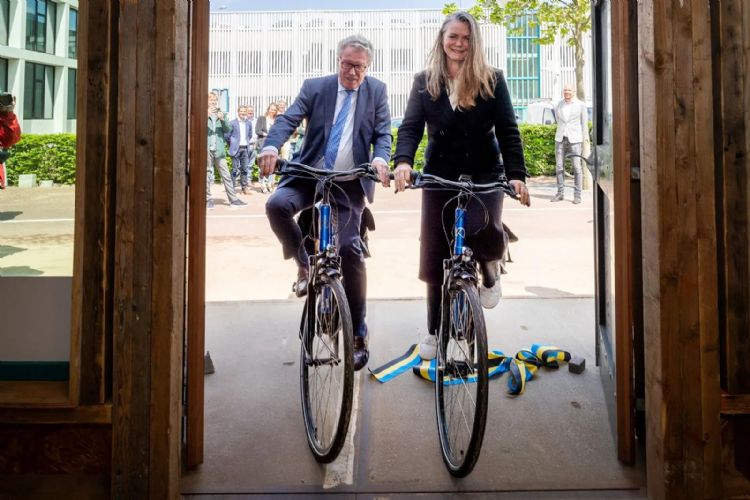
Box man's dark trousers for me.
[231,146,255,189]
[266,177,368,338]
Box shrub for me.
[519,124,557,176]
[5,134,77,186]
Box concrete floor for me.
[181,298,645,497]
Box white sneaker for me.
[479,279,502,309]
[419,334,437,360]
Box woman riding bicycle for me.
[391,11,531,360]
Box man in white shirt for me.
[226,105,258,195]
[552,85,589,204]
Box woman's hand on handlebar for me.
[258,149,279,177]
[371,158,391,187]
[393,162,413,193]
[509,179,531,207]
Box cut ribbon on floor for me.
[369,343,579,396]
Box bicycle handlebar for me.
[276,160,380,182]
[395,171,519,199]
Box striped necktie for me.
[324,89,355,170]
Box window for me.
[390,48,413,72]
[0,58,7,92]
[237,50,261,75]
[268,50,292,74]
[24,62,54,119]
[506,14,541,107]
[68,8,77,58]
[0,0,9,46]
[302,44,323,73]
[67,68,75,119]
[26,0,57,54]
[209,50,230,75]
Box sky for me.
[209,0,471,11]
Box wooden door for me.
[591,0,640,464]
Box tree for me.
[445,0,591,101]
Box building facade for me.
[209,9,591,121]
[0,0,78,135]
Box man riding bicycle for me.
[258,34,392,372]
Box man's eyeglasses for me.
[340,61,368,73]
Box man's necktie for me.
[324,89,355,170]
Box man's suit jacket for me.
[264,74,392,202]
[554,98,588,144]
[226,118,255,157]
[392,70,527,183]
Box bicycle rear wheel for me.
[435,278,489,477]
[299,275,354,463]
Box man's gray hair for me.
[337,34,374,63]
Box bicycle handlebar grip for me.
[275,158,288,173]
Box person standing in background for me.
[226,105,256,195]
[0,94,21,190]
[207,92,246,209]
[255,102,279,193]
[552,84,588,204]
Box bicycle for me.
[407,171,518,477]
[275,160,380,463]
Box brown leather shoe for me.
[293,267,309,297]
[353,336,369,371]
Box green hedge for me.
[5,134,77,186]
[4,126,559,187]
[391,124,557,176]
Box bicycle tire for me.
[435,278,489,477]
[299,275,354,463]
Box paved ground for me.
[0,177,595,299]
[205,177,594,301]
[182,298,644,497]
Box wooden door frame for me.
[185,0,209,469]
[610,0,639,465]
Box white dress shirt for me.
[238,118,248,147]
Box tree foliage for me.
[444,0,591,100]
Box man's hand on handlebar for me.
[258,149,279,177]
[371,158,391,187]
[509,179,531,207]
[393,162,413,193]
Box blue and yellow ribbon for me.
[410,350,509,384]
[370,342,575,396]
[369,344,422,383]
[531,344,571,368]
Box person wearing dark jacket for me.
[391,11,530,359]
[258,34,392,371]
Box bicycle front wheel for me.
[435,278,489,477]
[299,275,354,463]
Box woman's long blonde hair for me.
[425,11,495,110]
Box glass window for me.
[26,0,57,54]
[24,62,54,119]
[68,8,77,58]
[67,68,75,119]
[0,58,7,92]
[0,0,9,46]
[506,14,541,108]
